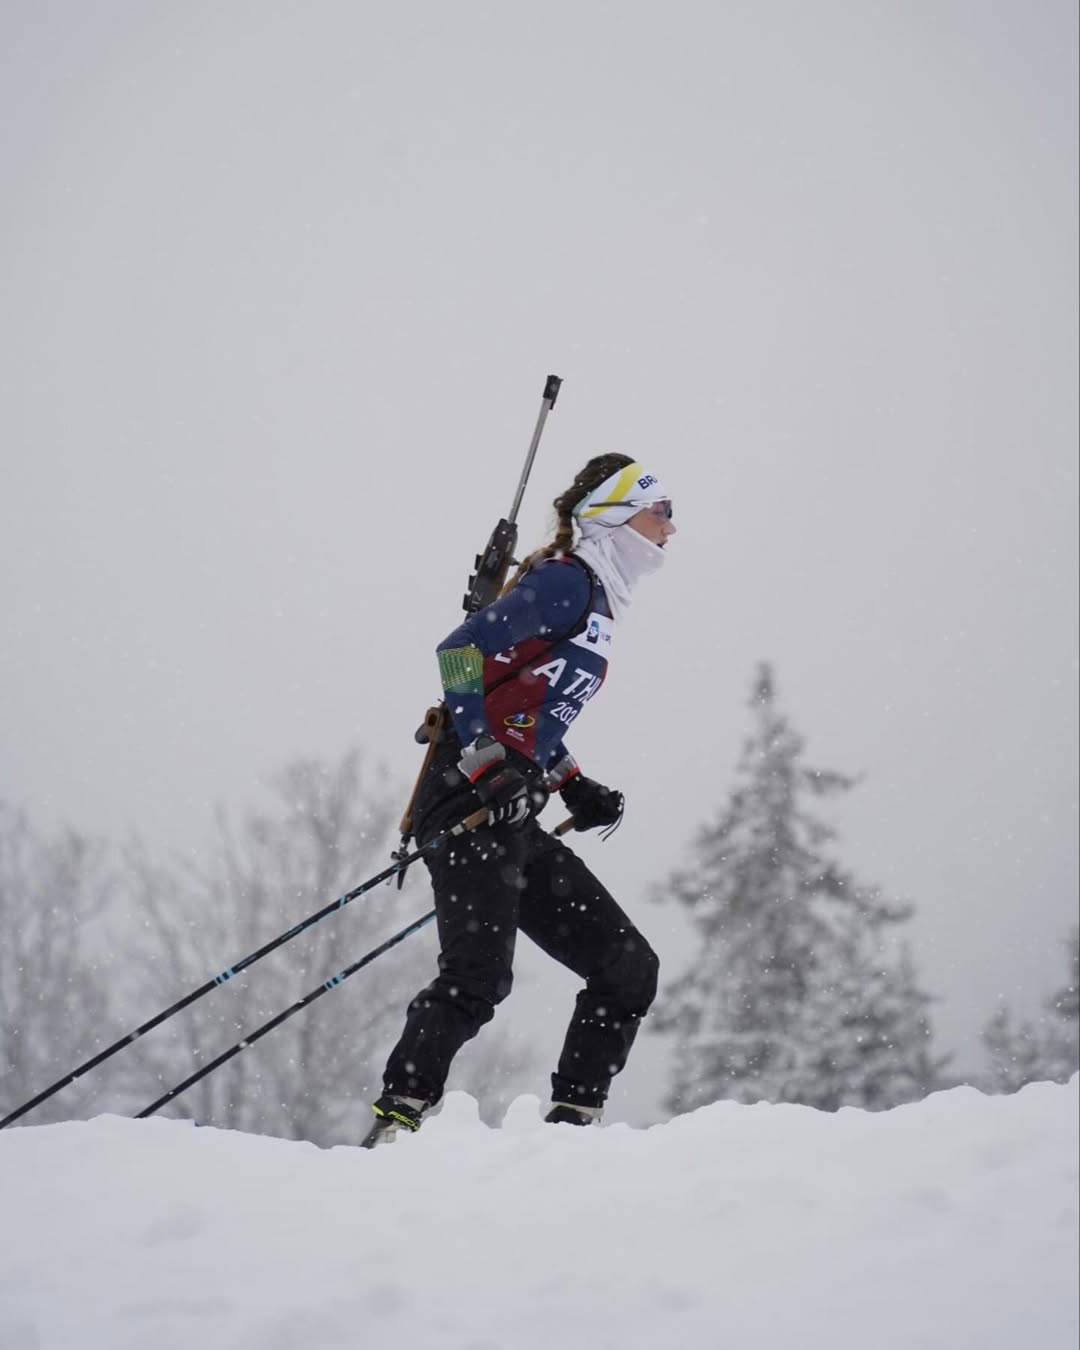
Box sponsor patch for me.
[571,612,614,653]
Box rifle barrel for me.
[508,374,562,525]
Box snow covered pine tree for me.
[982,925,1079,1092]
[650,664,947,1114]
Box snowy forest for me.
[3,663,1075,1143]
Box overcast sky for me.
[2,1,1077,1118]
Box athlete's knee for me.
[420,964,515,1021]
[593,930,659,1014]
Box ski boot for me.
[544,1102,603,1127]
[361,1094,428,1148]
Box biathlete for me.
[363,452,676,1146]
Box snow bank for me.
[1,1079,1076,1350]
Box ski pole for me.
[1,808,489,1129]
[136,809,582,1119]
[136,908,437,1119]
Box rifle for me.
[395,374,563,865]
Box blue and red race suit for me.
[436,555,613,774]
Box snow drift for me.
[1,1078,1076,1350]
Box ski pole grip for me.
[554,816,576,837]
[543,374,562,407]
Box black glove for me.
[561,772,624,837]
[458,736,531,827]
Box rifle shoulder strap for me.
[564,556,598,639]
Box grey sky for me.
[2,2,1077,1118]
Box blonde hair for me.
[501,453,634,595]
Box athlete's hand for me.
[458,736,531,827]
[561,773,624,836]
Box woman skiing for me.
[363,453,676,1145]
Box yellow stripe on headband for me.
[577,462,646,519]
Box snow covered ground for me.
[0,1079,1076,1350]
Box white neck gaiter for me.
[567,459,671,620]
[574,523,666,621]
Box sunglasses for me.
[635,499,673,521]
[581,497,674,523]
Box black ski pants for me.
[383,805,659,1111]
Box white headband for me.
[572,461,670,534]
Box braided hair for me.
[500,452,634,595]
